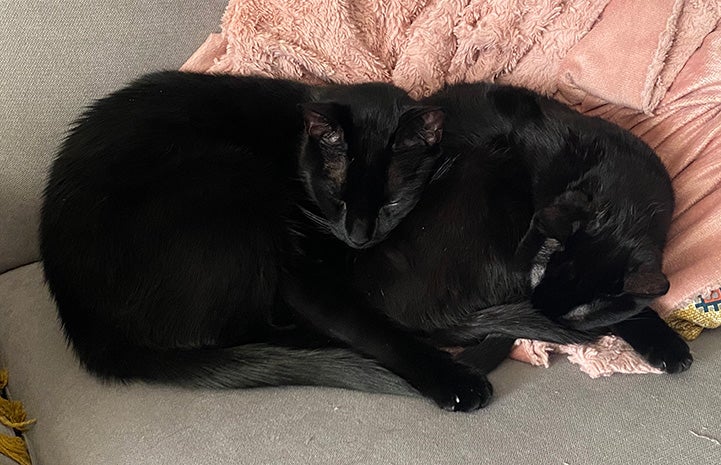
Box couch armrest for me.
[0,1,226,273]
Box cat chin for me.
[557,297,645,330]
[560,303,596,325]
[343,237,384,250]
[330,227,391,249]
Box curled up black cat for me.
[43,71,583,412]
[355,82,691,375]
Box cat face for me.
[299,84,444,249]
[530,235,669,330]
[523,191,670,330]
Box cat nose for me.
[346,217,372,247]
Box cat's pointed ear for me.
[623,247,670,297]
[300,103,341,140]
[623,265,670,298]
[534,190,591,243]
[394,106,444,149]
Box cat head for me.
[525,188,672,330]
[516,126,675,330]
[298,83,444,249]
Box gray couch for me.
[1,3,719,464]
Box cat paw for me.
[640,338,693,374]
[613,309,694,374]
[425,364,493,412]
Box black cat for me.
[351,83,691,374]
[42,71,539,412]
[41,72,682,414]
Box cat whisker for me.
[298,206,332,232]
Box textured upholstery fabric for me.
[1,263,720,465]
[0,0,227,273]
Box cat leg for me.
[611,307,692,373]
[454,334,516,374]
[282,276,492,412]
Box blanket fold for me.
[557,0,720,113]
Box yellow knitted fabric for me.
[0,369,34,465]
[666,288,721,340]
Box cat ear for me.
[393,106,444,149]
[623,265,670,297]
[514,190,590,264]
[534,190,591,243]
[623,246,670,297]
[300,103,341,140]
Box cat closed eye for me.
[392,134,431,151]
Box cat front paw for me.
[422,362,493,412]
[612,309,694,374]
[640,336,693,374]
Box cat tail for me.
[428,302,600,346]
[86,343,416,396]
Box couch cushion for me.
[0,263,719,464]
[0,0,228,273]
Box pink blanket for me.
[182,0,721,377]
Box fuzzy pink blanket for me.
[182,0,721,377]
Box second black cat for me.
[351,83,691,375]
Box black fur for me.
[352,82,690,375]
[41,71,498,411]
[41,73,690,416]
